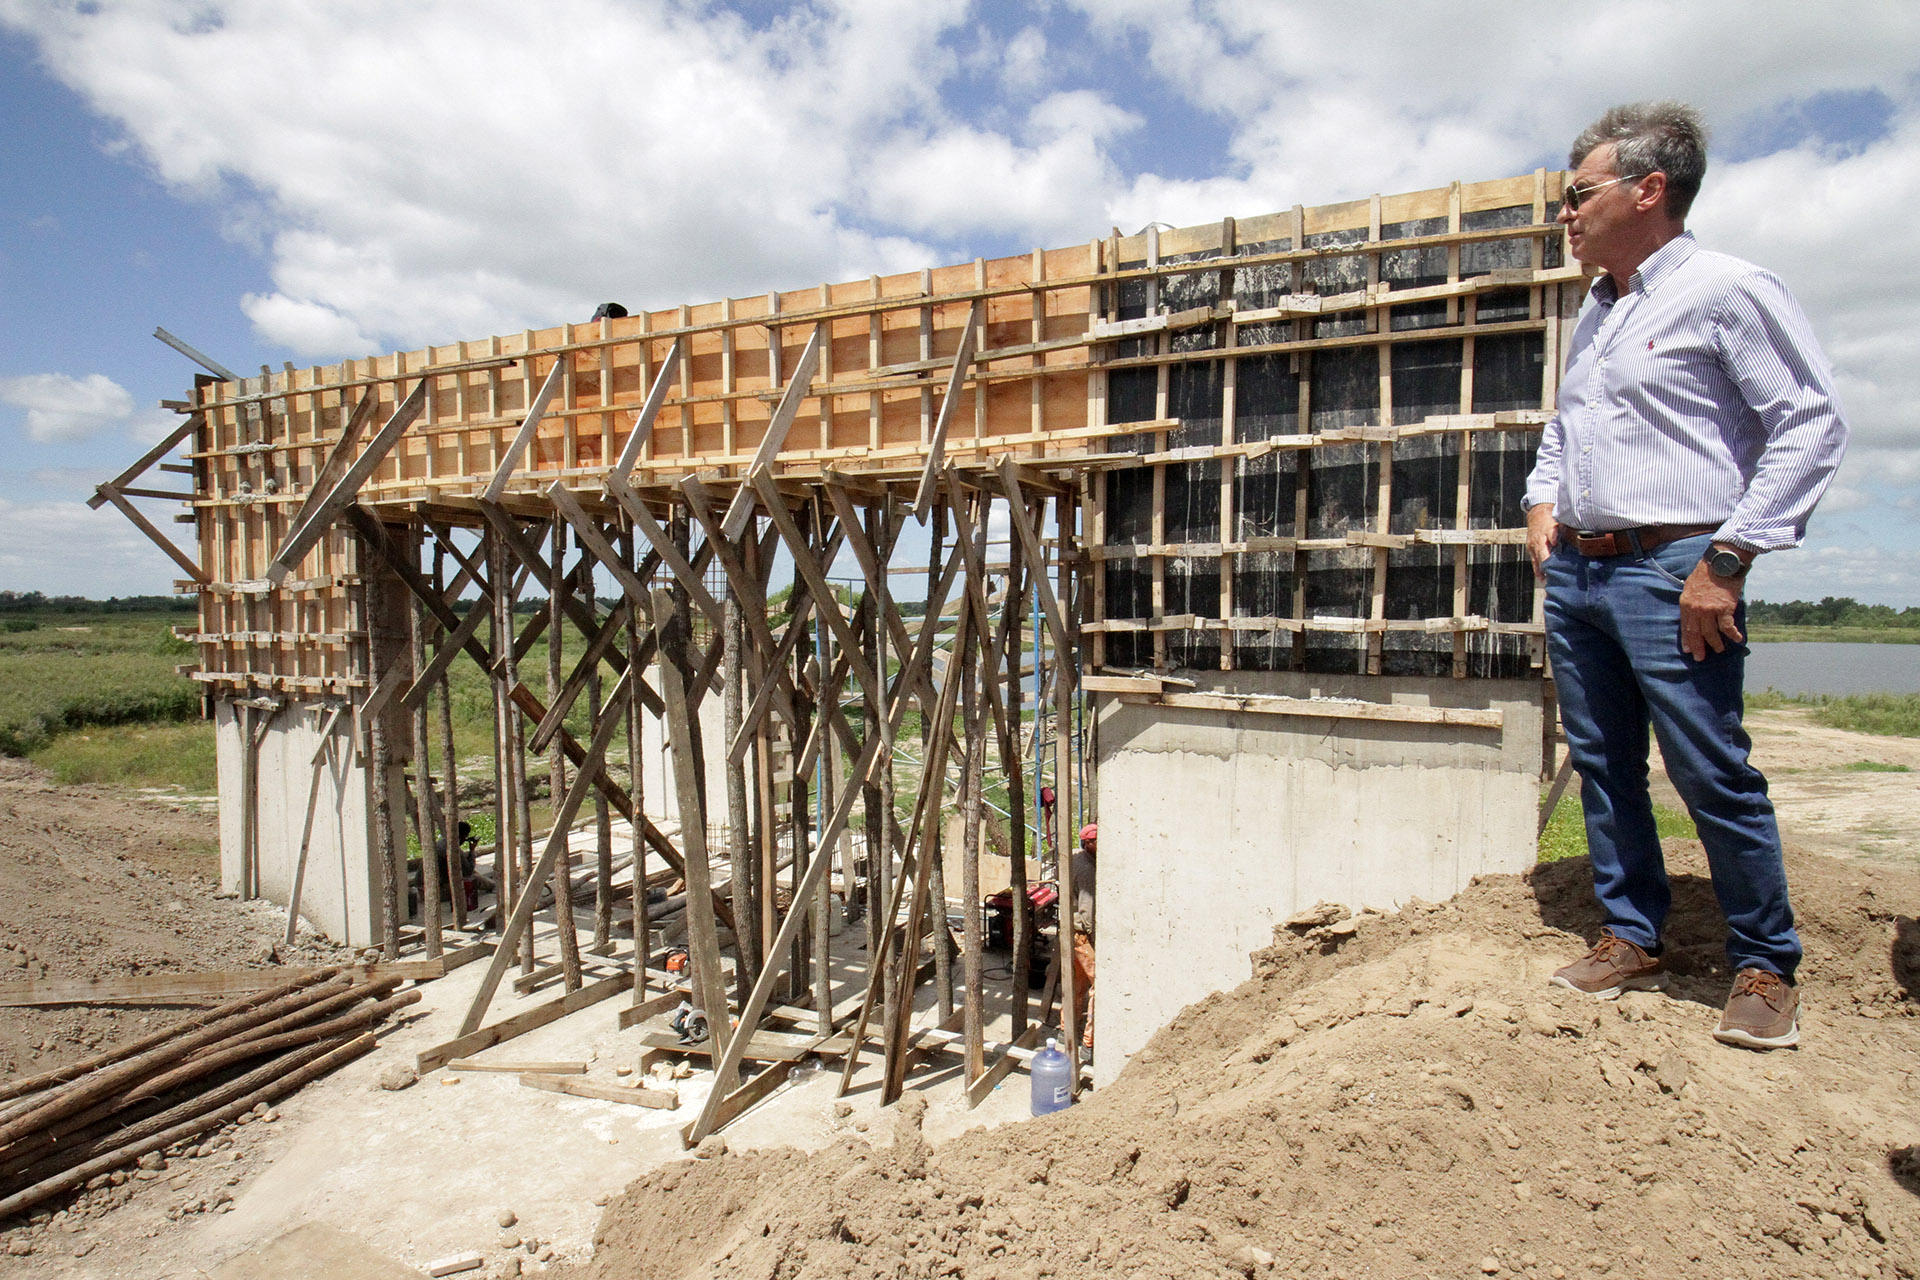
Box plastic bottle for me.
[1030,1038,1073,1115]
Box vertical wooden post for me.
[434,544,466,932]
[1005,509,1030,1036]
[724,583,757,1002]
[924,503,953,1022]
[959,520,986,1080]
[624,524,651,1004]
[590,660,614,954]
[653,586,732,1060]
[410,593,443,957]
[361,554,403,961]
[549,520,583,992]
[1053,493,1081,1082]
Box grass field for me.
[0,613,200,757]
[1537,791,1697,865]
[1747,689,1920,737]
[1748,625,1920,644]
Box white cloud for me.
[0,373,136,443]
[0,496,187,596]
[240,292,377,359]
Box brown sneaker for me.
[1550,929,1668,999]
[1713,968,1799,1049]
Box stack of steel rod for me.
[0,968,417,1221]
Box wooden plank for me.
[417,971,632,1074]
[446,1059,587,1074]
[652,586,734,1060]
[681,1060,794,1147]
[457,664,635,1036]
[87,416,201,510]
[913,300,981,518]
[1119,689,1504,729]
[0,959,447,1008]
[616,986,689,1031]
[966,1022,1042,1110]
[633,1031,827,1064]
[268,378,427,583]
[610,337,684,478]
[94,485,206,584]
[519,1073,679,1109]
[722,323,826,540]
[482,354,568,501]
[1080,675,1162,694]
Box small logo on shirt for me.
[1646,340,1655,351]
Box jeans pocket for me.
[1644,535,1709,590]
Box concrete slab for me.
[206,1223,422,1280]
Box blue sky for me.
[3,0,1918,604]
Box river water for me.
[1745,641,1920,697]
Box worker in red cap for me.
[1070,823,1097,1051]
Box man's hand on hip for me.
[1679,560,1745,660]
[1526,504,1558,580]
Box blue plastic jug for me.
[1030,1038,1073,1115]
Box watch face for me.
[1708,550,1746,577]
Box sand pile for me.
[573,840,1920,1280]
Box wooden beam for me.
[94,484,206,584]
[653,587,734,1060]
[610,337,684,479]
[88,416,201,511]
[482,355,568,502]
[418,972,632,1074]
[519,1073,679,1110]
[913,301,981,519]
[0,959,450,1008]
[458,665,635,1036]
[269,379,427,584]
[722,323,825,540]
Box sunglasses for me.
[1563,173,1645,212]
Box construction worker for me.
[1070,823,1096,1051]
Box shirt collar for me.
[1589,230,1697,305]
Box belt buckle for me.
[1572,529,1619,557]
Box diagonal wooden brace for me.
[270,380,427,584]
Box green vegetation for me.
[1748,689,1920,738]
[1538,792,1697,865]
[35,722,217,792]
[1842,760,1912,773]
[0,612,201,757]
[1747,596,1920,636]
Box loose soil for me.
[2,709,1918,1278]
[0,755,349,1084]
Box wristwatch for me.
[1703,547,1750,579]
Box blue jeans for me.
[1544,532,1799,981]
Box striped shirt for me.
[1524,232,1848,551]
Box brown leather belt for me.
[1556,522,1717,558]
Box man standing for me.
[1525,101,1848,1049]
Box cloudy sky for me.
[2,0,1917,604]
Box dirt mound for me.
[0,758,348,1081]
[574,842,1920,1280]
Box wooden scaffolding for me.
[97,169,1576,1136]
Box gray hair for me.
[1570,101,1709,220]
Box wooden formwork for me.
[98,169,1573,1133]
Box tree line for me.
[1747,597,1920,628]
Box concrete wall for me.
[1093,671,1544,1086]
[217,698,383,947]
[216,653,726,948]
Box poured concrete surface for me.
[1092,670,1545,1086]
[205,1223,423,1280]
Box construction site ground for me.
[1,704,1917,1279]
